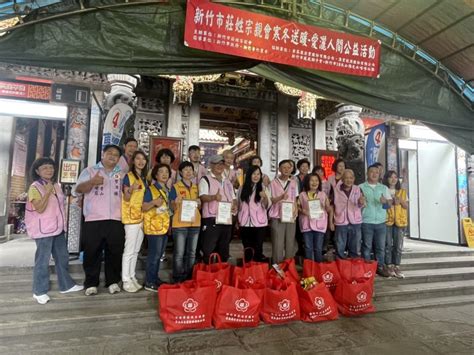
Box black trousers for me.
[240,226,266,262]
[82,220,125,288]
[200,218,232,262]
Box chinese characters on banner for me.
[184,0,381,78]
[0,80,51,101]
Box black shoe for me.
[144,284,158,292]
[376,268,391,278]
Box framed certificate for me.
[308,199,324,220]
[216,201,232,225]
[180,199,198,223]
[280,202,294,223]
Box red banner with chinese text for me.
[185,0,381,78]
[0,80,51,101]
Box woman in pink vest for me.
[25,158,83,304]
[333,169,365,259]
[268,160,299,263]
[298,173,334,262]
[327,158,346,194]
[237,165,270,262]
[155,148,178,190]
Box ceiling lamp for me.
[274,82,321,120]
[161,74,221,105]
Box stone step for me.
[374,294,474,312]
[402,249,474,259]
[400,256,474,270]
[375,266,474,285]
[373,279,474,303]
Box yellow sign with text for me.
[462,218,474,248]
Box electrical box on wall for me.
[389,122,410,139]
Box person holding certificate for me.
[237,165,271,262]
[169,161,201,283]
[268,160,299,264]
[333,169,365,260]
[142,164,171,292]
[298,173,334,262]
[199,154,237,263]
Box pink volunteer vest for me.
[25,181,65,239]
[299,191,328,233]
[191,163,207,185]
[83,166,123,222]
[201,175,234,218]
[333,181,363,226]
[268,177,298,219]
[238,189,268,227]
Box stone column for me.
[167,89,183,138]
[105,74,137,110]
[335,104,365,184]
[277,93,290,162]
[187,101,200,148]
[314,119,326,150]
[258,105,271,177]
[0,116,15,238]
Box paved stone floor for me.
[1,304,471,355]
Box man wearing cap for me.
[199,154,237,262]
[75,144,125,296]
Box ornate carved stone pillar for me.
[335,104,365,183]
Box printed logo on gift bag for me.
[245,276,255,285]
[314,296,326,310]
[278,299,291,312]
[235,298,250,312]
[356,291,367,303]
[215,279,223,290]
[322,271,334,283]
[183,298,199,313]
[364,271,373,279]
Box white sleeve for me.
[384,186,393,200]
[198,177,209,196]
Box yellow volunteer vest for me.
[121,172,146,224]
[144,184,170,235]
[386,189,408,227]
[172,181,201,228]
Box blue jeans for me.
[145,235,168,286]
[33,233,75,295]
[172,227,200,283]
[385,225,405,266]
[303,231,325,262]
[335,224,362,259]
[362,223,387,270]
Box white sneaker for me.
[33,294,50,305]
[60,285,84,294]
[108,283,121,294]
[123,281,138,293]
[131,278,143,290]
[85,287,98,296]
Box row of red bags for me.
[158,254,377,333]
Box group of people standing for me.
[25,137,408,304]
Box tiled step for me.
[401,256,474,270]
[373,279,474,303]
[402,250,474,259]
[375,267,474,285]
[374,294,474,312]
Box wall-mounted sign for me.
[185,0,381,78]
[0,80,51,101]
[102,103,134,146]
[60,159,81,184]
[51,84,90,107]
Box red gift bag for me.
[334,278,375,316]
[233,250,269,286]
[267,258,300,283]
[336,258,377,282]
[235,276,266,301]
[303,259,341,293]
[297,282,339,322]
[193,253,232,291]
[158,280,217,333]
[213,284,262,329]
[261,279,300,324]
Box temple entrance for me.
[198,103,258,170]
